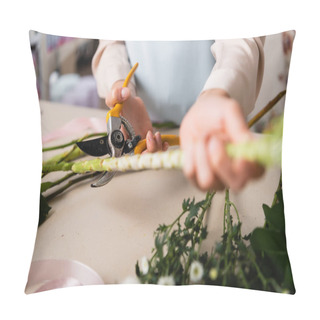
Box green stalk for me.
[247,90,286,128]
[195,192,215,256]
[45,172,99,202]
[43,147,84,166]
[222,189,232,286]
[41,172,76,193]
[42,161,74,173]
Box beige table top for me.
[29,100,280,286]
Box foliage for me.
[39,194,51,227]
[136,184,295,294]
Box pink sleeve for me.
[203,37,265,116]
[91,40,135,98]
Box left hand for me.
[180,88,264,191]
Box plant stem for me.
[195,192,215,256]
[41,172,76,192]
[67,129,281,174]
[43,147,84,166]
[247,250,268,290]
[42,161,74,173]
[238,265,249,289]
[247,90,286,128]
[45,172,100,202]
[71,149,185,173]
[222,189,232,286]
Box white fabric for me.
[125,40,215,123]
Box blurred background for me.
[30,31,103,109]
[29,31,295,131]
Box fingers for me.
[183,144,196,181]
[183,136,264,192]
[154,132,163,151]
[208,137,264,191]
[144,131,170,154]
[145,131,158,153]
[105,87,131,108]
[183,139,224,191]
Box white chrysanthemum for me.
[190,261,204,283]
[157,275,175,286]
[121,276,141,284]
[140,256,149,275]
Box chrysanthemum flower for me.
[190,261,204,283]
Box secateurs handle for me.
[106,62,139,123]
[134,134,180,154]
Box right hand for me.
[105,81,168,153]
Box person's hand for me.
[105,81,168,153]
[180,88,264,191]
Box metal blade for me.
[76,136,111,157]
[91,171,117,187]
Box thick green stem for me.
[71,149,185,173]
[226,135,282,167]
[42,161,74,173]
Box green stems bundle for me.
[42,116,283,176]
[135,182,294,293]
[40,91,285,222]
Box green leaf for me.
[200,226,208,240]
[39,194,51,226]
[283,264,296,294]
[156,224,168,233]
[182,198,190,211]
[263,203,285,233]
[250,228,287,253]
[135,261,141,277]
[250,227,290,280]
[242,233,251,241]
[41,181,53,193]
[184,200,205,228]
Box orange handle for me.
[134,134,180,154]
[106,62,139,122]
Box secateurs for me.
[76,62,180,187]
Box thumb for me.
[105,87,131,108]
